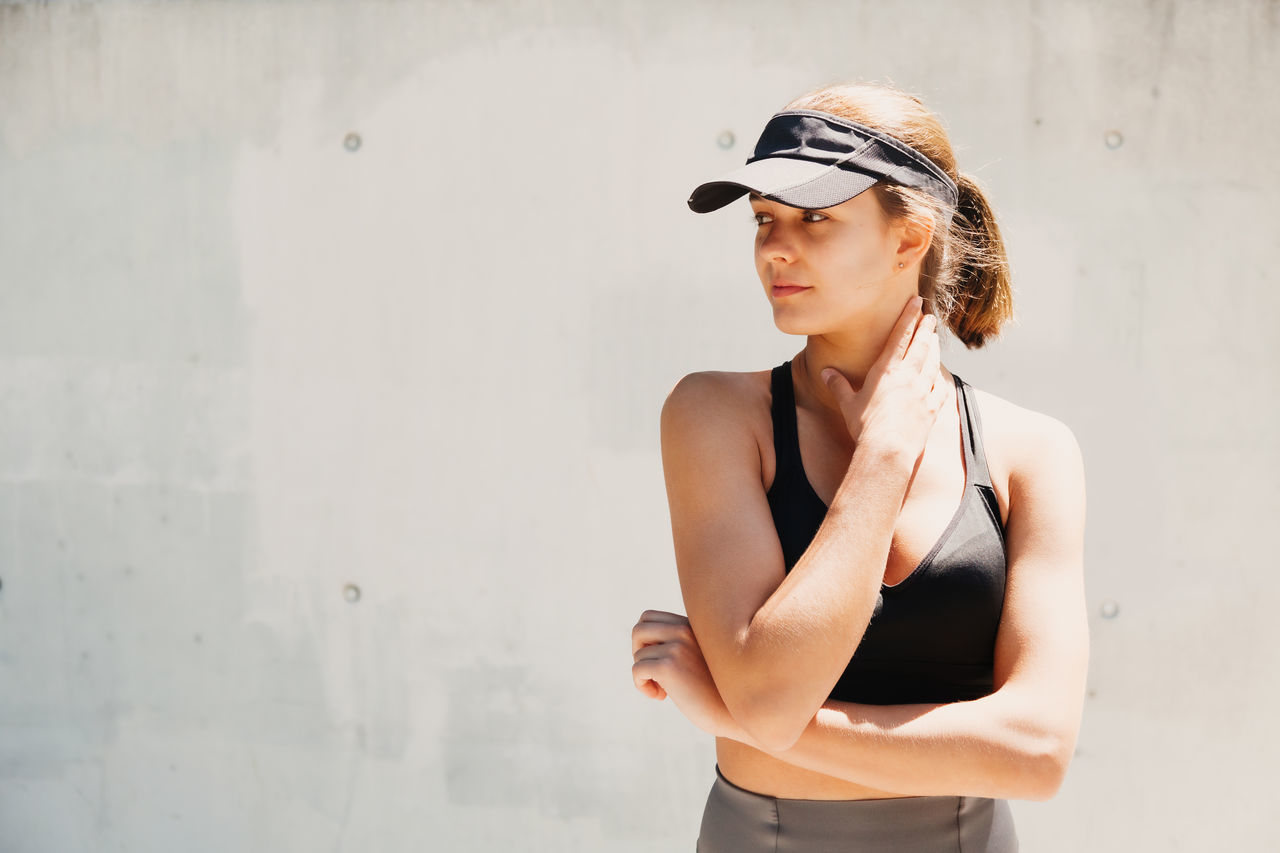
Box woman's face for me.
[749,190,914,334]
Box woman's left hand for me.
[631,610,744,740]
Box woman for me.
[630,81,1088,852]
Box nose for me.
[757,218,797,264]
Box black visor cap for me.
[687,110,959,214]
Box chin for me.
[772,312,823,337]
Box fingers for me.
[877,295,924,367]
[821,365,856,406]
[631,657,668,700]
[904,313,939,372]
[631,610,690,700]
[638,609,688,624]
[923,318,941,383]
[633,641,682,700]
[903,312,944,418]
[928,374,949,413]
[631,611,691,654]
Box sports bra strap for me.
[770,362,803,471]
[954,374,994,490]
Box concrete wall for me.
[1,1,1276,849]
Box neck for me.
[792,302,939,427]
[793,331,882,427]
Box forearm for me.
[737,441,914,748]
[724,688,1071,801]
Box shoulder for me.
[968,384,1086,522]
[970,386,1082,468]
[661,368,773,433]
[660,368,774,472]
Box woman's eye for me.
[802,211,827,223]
[752,212,771,226]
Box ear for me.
[891,217,934,269]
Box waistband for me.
[703,764,1018,852]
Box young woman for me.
[630,81,1089,851]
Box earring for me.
[898,262,905,268]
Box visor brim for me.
[687,157,880,213]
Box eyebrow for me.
[748,192,764,201]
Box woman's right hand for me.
[820,295,948,463]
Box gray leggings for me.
[697,764,1019,852]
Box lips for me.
[771,281,810,297]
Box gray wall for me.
[1,1,1276,850]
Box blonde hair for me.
[785,80,1013,348]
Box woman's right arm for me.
[660,302,943,752]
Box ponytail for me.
[944,172,1013,349]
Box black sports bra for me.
[765,360,1008,705]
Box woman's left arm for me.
[730,414,1089,801]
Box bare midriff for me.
[716,737,915,800]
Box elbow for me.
[1014,731,1074,801]
[715,644,822,753]
[990,690,1079,801]
[746,720,806,754]
[736,694,812,753]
